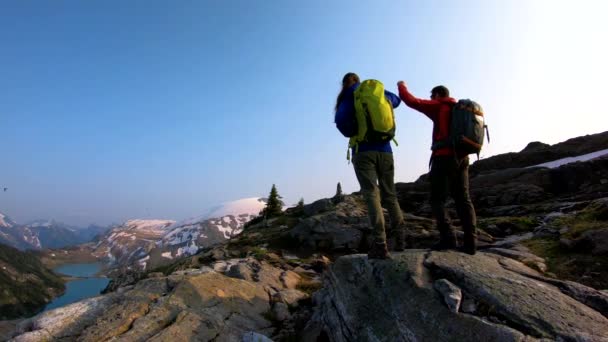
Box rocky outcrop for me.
[287,196,441,253]
[561,227,608,256]
[288,196,370,253]
[305,251,608,341]
[5,257,318,341]
[470,130,608,175]
[397,151,608,219]
[302,198,335,217]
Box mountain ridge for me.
[92,197,267,272]
[0,218,110,251]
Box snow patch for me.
[163,224,201,246]
[29,221,53,228]
[24,234,42,249]
[214,221,236,239]
[530,148,608,169]
[169,197,265,230]
[161,251,173,259]
[176,242,199,258]
[124,219,175,232]
[205,197,266,219]
[232,226,245,236]
[0,213,14,228]
[107,231,136,247]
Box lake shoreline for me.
[43,262,110,312]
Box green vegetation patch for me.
[550,205,607,240]
[523,204,608,289]
[578,200,608,221]
[478,216,540,237]
[523,237,608,290]
[554,217,605,240]
[0,244,65,319]
[229,214,301,252]
[249,247,269,260]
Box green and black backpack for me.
[432,99,490,157]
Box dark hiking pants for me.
[353,151,405,243]
[429,155,477,240]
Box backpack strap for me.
[346,145,351,163]
[346,139,360,163]
[485,124,490,143]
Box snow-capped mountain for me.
[0,213,45,250]
[27,219,57,228]
[0,212,16,228]
[21,220,94,249]
[0,212,37,250]
[157,197,266,259]
[95,197,266,270]
[203,197,267,221]
[0,213,111,250]
[92,219,175,270]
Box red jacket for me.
[398,83,457,157]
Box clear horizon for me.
[1,1,607,226]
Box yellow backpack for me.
[348,80,397,159]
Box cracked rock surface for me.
[7,258,303,342]
[305,250,608,342]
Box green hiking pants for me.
[352,151,405,243]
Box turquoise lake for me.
[44,263,110,311]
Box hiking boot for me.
[431,240,457,251]
[368,241,391,260]
[393,229,406,252]
[460,233,477,255]
[431,229,457,251]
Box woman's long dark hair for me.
[335,72,360,112]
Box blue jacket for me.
[335,83,401,154]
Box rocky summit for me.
[305,251,608,341]
[2,131,608,341]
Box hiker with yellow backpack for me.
[334,72,407,259]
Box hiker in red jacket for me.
[397,81,477,255]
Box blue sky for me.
[1,1,607,226]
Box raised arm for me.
[397,81,440,120]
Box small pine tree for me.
[297,198,305,209]
[263,184,283,218]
